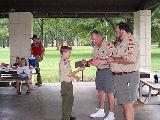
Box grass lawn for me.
[151,45,160,71]
[0,46,96,83]
[39,46,96,83]
[0,46,160,83]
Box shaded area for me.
[0,82,160,120]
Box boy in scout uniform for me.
[111,22,139,120]
[90,30,115,120]
[59,46,85,120]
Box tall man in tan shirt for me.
[111,22,139,120]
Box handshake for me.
[75,57,116,68]
[75,59,93,68]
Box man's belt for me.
[112,71,135,75]
[97,68,109,71]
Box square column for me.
[134,10,151,70]
[9,12,33,64]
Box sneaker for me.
[104,112,115,120]
[90,108,105,118]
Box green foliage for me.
[151,45,160,71]
[0,17,138,47]
[33,18,127,46]
[151,6,160,45]
[0,7,159,47]
[0,19,9,48]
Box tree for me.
[0,19,9,48]
[152,6,160,47]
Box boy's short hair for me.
[117,22,130,33]
[16,57,20,60]
[60,46,72,54]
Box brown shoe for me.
[70,116,76,120]
[26,90,31,95]
[17,90,21,95]
[35,83,42,87]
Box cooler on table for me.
[28,57,37,68]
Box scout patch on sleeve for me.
[107,41,113,56]
[107,42,111,49]
[63,59,68,65]
[127,38,135,54]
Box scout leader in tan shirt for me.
[110,32,139,73]
[92,40,113,69]
[109,22,140,120]
[89,30,115,120]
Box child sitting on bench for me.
[16,58,31,95]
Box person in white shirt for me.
[16,58,31,95]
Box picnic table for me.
[0,66,36,92]
[139,72,160,104]
[0,67,18,85]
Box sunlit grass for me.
[0,45,160,83]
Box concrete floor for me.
[0,82,160,120]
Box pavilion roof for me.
[0,0,159,18]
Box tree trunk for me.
[2,39,5,48]
[51,39,54,47]
[77,38,79,46]
[56,40,60,50]
[0,39,2,47]
[158,41,160,48]
[7,38,9,47]
[44,33,47,47]
[40,18,44,42]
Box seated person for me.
[0,62,9,80]
[16,58,31,95]
[12,57,21,69]
[11,57,21,87]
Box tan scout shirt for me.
[92,40,113,69]
[59,57,74,82]
[111,35,139,72]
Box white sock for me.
[99,109,104,112]
[109,111,114,115]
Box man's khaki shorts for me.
[95,68,114,93]
[113,71,139,104]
